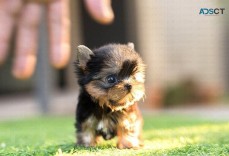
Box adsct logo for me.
[199,8,225,15]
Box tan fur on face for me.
[85,82,107,99]
[108,83,129,101]
[131,83,145,101]
[85,82,109,109]
[85,77,145,111]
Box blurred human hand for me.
[0,0,114,79]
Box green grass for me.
[0,115,228,156]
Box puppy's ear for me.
[127,42,135,50]
[76,45,94,69]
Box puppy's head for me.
[75,43,145,111]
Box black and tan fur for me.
[74,43,145,149]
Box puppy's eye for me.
[106,75,117,84]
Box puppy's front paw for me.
[77,132,96,147]
[117,136,143,149]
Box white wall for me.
[134,0,227,92]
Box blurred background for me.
[0,0,229,120]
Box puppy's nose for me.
[124,84,132,91]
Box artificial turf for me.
[0,115,228,156]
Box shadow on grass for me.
[43,142,116,155]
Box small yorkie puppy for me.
[74,43,145,149]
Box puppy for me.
[74,43,145,149]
